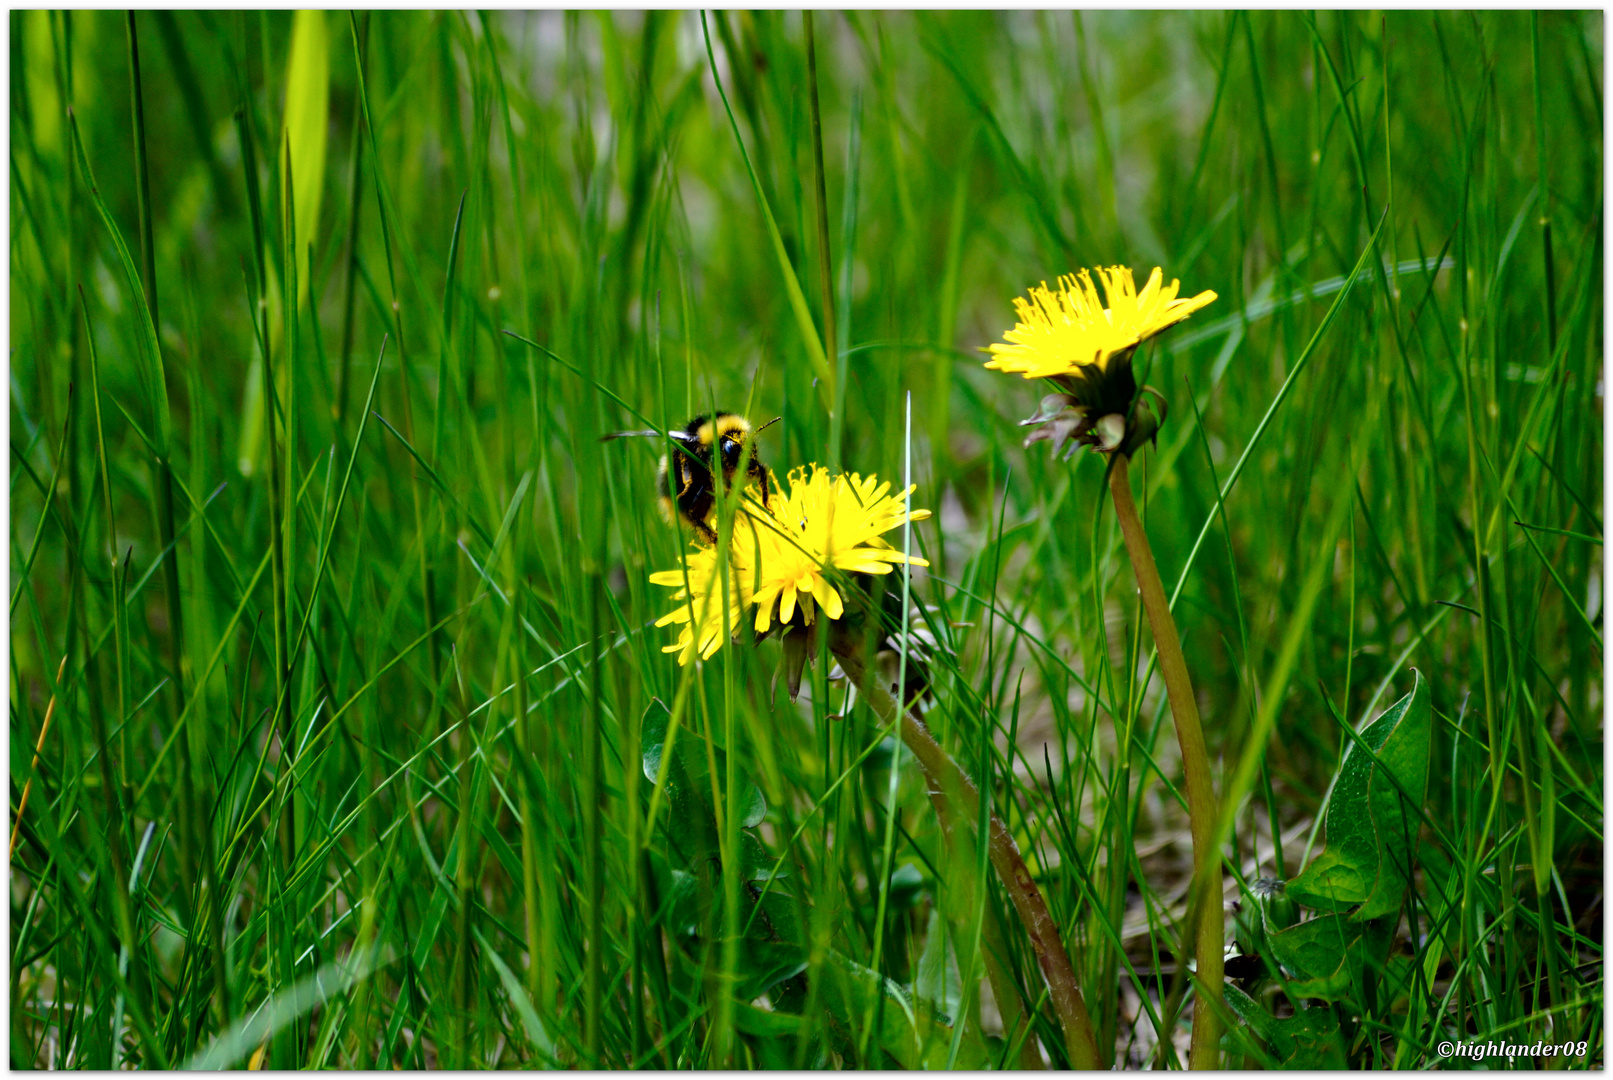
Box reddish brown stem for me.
[831,633,1100,1069]
[1108,453,1223,1069]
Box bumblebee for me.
[603,412,779,542]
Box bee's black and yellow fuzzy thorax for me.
[655,412,773,543]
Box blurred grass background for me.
[8,9,1602,1068]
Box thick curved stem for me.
[1107,453,1223,1069]
[917,787,1046,1069]
[830,634,1100,1070]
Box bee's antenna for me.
[754,416,782,435]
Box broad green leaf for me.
[1267,913,1392,1004]
[813,950,989,1069]
[282,9,329,306]
[736,876,808,997]
[656,868,701,939]
[641,699,767,837]
[1353,672,1433,918]
[1266,914,1353,998]
[820,951,920,1067]
[738,828,785,882]
[738,782,767,830]
[1289,671,1431,918]
[1223,984,1276,1041]
[748,881,804,948]
[733,940,809,1000]
[659,878,807,995]
[639,697,677,782]
[1272,1007,1347,1069]
[916,1021,992,1070]
[1222,984,1345,1068]
[641,703,720,859]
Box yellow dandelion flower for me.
[750,465,931,633]
[650,466,931,665]
[986,266,1215,456]
[985,266,1217,384]
[647,513,762,665]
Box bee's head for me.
[702,413,753,472]
[686,412,778,475]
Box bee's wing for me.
[600,429,697,443]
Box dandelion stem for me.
[919,782,1048,1069]
[829,627,1099,1069]
[1107,452,1223,1069]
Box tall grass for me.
[9,10,1602,1068]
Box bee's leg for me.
[752,461,772,508]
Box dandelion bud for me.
[1095,413,1126,450]
[1253,877,1299,932]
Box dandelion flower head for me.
[650,465,930,665]
[985,266,1216,384]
